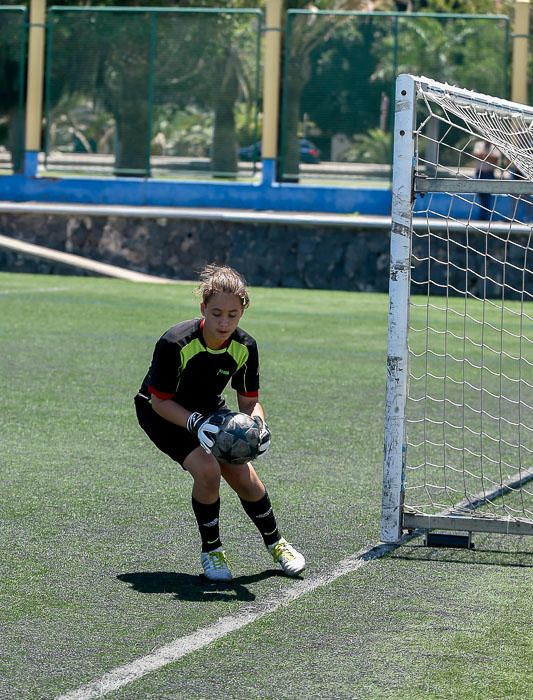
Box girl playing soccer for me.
[135,264,305,581]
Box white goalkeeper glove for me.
[252,415,271,457]
[186,412,220,454]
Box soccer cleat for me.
[201,547,233,582]
[268,538,305,577]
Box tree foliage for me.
[0,0,516,175]
[281,0,511,173]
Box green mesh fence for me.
[0,6,27,173]
[280,11,510,184]
[44,7,262,179]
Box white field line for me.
[0,286,69,295]
[55,535,416,700]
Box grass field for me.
[1,272,532,700]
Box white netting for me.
[404,79,533,525]
[417,86,533,181]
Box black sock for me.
[240,491,280,546]
[191,497,222,552]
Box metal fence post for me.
[24,0,46,176]
[261,0,282,186]
[512,0,530,104]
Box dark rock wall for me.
[0,212,529,298]
[0,213,391,291]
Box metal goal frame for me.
[381,74,533,543]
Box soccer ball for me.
[211,411,261,464]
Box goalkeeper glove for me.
[252,415,271,456]
[186,412,220,454]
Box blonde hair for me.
[196,264,250,309]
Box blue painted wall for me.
[0,161,392,215]
[0,159,526,221]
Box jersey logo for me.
[217,369,230,376]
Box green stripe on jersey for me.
[180,337,249,371]
[180,338,205,370]
[227,340,249,370]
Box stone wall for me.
[0,212,392,291]
[1,212,528,297]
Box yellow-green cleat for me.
[268,537,305,577]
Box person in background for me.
[473,139,500,220]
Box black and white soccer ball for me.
[211,411,261,464]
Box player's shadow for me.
[117,569,283,602]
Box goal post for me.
[381,74,533,543]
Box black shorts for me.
[134,393,199,467]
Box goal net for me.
[381,75,533,543]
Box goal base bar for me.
[424,532,474,549]
[404,512,533,536]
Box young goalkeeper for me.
[135,264,305,582]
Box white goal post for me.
[381,74,533,543]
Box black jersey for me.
[140,318,260,414]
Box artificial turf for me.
[1,272,531,699]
